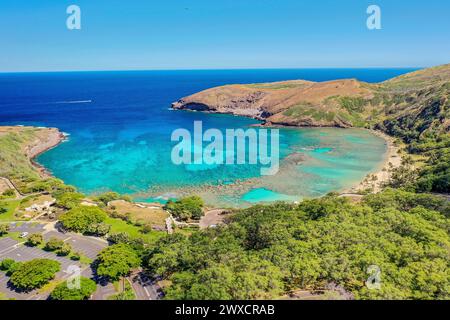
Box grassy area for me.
[283,101,358,124]
[0,200,20,222]
[108,280,135,300]
[174,225,200,237]
[13,194,55,220]
[0,127,41,182]
[0,231,23,242]
[244,81,309,90]
[18,194,54,211]
[38,279,62,295]
[105,216,165,244]
[107,200,168,227]
[77,254,93,265]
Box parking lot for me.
[0,224,108,300]
[43,231,107,260]
[0,236,88,299]
[0,238,19,255]
[9,222,46,234]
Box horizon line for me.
[0,66,425,74]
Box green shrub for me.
[92,192,131,207]
[84,222,111,236]
[0,259,23,276]
[70,252,81,261]
[50,277,96,300]
[147,190,450,300]
[0,259,16,271]
[26,233,43,247]
[0,224,9,235]
[164,196,204,221]
[56,243,72,256]
[45,237,64,251]
[1,189,15,198]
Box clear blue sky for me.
[0,0,449,72]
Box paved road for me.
[128,271,161,300]
[91,282,116,300]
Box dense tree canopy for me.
[93,192,132,207]
[55,192,85,209]
[50,277,97,300]
[44,237,64,251]
[59,205,108,234]
[146,189,450,300]
[0,259,22,276]
[26,233,43,247]
[0,203,8,214]
[9,259,60,291]
[0,224,9,236]
[165,196,204,221]
[95,244,141,281]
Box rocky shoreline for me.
[25,127,67,178]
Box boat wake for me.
[53,100,93,104]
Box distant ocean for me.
[0,68,417,206]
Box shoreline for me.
[25,127,67,178]
[8,123,401,206]
[343,129,402,194]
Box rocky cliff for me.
[172,64,450,131]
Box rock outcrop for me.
[172,64,450,130]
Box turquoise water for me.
[37,123,387,207]
[231,127,387,206]
[0,70,399,207]
[242,188,299,203]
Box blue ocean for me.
[0,69,416,206]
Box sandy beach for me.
[344,130,403,194]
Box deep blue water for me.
[0,68,417,206]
